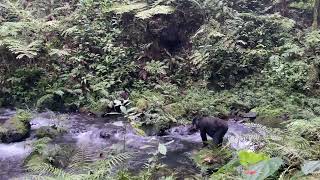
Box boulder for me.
[0,110,32,143]
[35,126,64,139]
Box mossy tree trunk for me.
[313,0,320,30]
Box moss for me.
[36,94,59,111]
[26,138,73,168]
[192,148,233,173]
[135,98,149,112]
[0,110,32,143]
[9,110,32,133]
[251,106,287,127]
[253,106,287,118]
[35,126,65,139]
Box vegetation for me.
[1,0,320,179]
[0,109,31,143]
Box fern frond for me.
[135,5,175,19]
[109,3,147,14]
[11,40,42,59]
[49,48,70,57]
[89,152,132,179]
[151,0,173,6]
[27,160,69,177]
[67,146,97,173]
[62,26,79,37]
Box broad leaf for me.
[120,106,127,114]
[301,160,320,175]
[238,150,270,166]
[131,122,146,136]
[158,143,167,155]
[243,157,283,180]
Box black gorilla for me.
[192,117,229,147]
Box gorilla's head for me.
[192,117,201,129]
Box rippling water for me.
[0,110,203,179]
[0,109,263,179]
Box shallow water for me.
[0,110,203,179]
[0,141,32,179]
[0,109,264,179]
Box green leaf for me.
[243,158,283,180]
[131,122,146,136]
[120,106,127,114]
[238,150,270,166]
[158,143,167,155]
[54,90,64,97]
[301,160,320,175]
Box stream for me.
[0,109,265,179]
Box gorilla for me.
[192,117,229,147]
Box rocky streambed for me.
[0,109,266,179]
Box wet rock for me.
[112,121,124,127]
[35,126,64,139]
[165,125,195,136]
[225,121,266,150]
[99,131,111,139]
[242,112,257,119]
[0,111,32,143]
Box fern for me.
[108,1,175,19]
[88,153,132,179]
[135,5,175,19]
[151,0,174,6]
[6,39,42,59]
[262,129,315,166]
[67,146,98,173]
[0,21,43,59]
[26,148,132,180]
[48,48,70,57]
[109,2,148,14]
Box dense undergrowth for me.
[1,0,320,179]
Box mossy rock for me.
[26,140,73,169]
[36,94,64,111]
[253,106,286,118]
[43,144,74,168]
[135,98,149,112]
[192,148,232,173]
[0,110,32,143]
[163,103,186,118]
[252,107,289,128]
[35,126,65,139]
